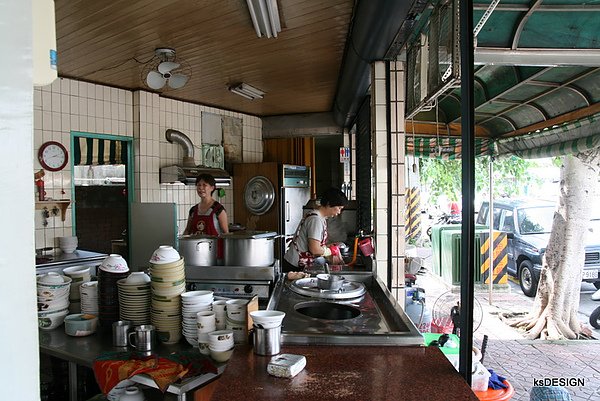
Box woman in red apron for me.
[283,187,348,272]
[183,174,229,260]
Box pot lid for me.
[223,230,277,239]
[244,176,275,215]
[289,277,366,299]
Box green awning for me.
[73,137,126,165]
[406,136,491,159]
[495,112,600,159]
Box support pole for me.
[459,0,475,384]
[489,157,494,305]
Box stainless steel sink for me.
[267,272,424,346]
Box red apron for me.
[291,212,327,269]
[189,202,224,260]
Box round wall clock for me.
[38,141,68,172]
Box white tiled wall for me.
[371,61,390,285]
[33,78,263,249]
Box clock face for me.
[39,141,68,172]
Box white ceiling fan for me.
[142,48,191,90]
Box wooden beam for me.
[404,121,490,137]
[502,103,600,138]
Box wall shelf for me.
[35,200,71,221]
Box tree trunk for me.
[511,150,600,339]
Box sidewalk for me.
[411,248,600,400]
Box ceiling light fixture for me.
[246,0,281,38]
[229,83,265,100]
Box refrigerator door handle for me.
[285,201,290,222]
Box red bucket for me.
[358,238,374,256]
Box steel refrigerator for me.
[278,165,312,258]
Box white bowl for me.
[149,245,180,264]
[59,236,78,245]
[63,266,90,277]
[181,290,214,303]
[38,272,66,285]
[209,347,234,363]
[38,309,69,330]
[99,254,129,273]
[64,313,98,336]
[125,272,151,284]
[250,310,285,329]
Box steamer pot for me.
[178,235,218,266]
[223,231,277,267]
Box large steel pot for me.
[178,235,218,266]
[223,231,277,267]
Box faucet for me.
[324,262,330,274]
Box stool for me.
[474,380,514,401]
[529,386,572,401]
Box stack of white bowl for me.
[207,330,235,362]
[117,272,151,326]
[213,300,227,330]
[149,245,185,344]
[37,272,72,330]
[226,299,249,343]
[59,236,78,254]
[62,265,92,313]
[180,291,214,346]
[79,281,99,315]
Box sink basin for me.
[295,301,361,320]
[268,273,423,346]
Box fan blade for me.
[158,61,180,74]
[146,71,166,89]
[167,73,189,89]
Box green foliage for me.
[419,155,540,204]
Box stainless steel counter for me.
[267,272,424,346]
[36,249,108,275]
[36,249,108,268]
[39,329,224,401]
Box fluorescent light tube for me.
[229,83,265,100]
[246,0,281,38]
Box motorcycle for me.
[590,289,600,329]
[426,212,461,238]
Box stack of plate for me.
[180,291,214,346]
[149,246,185,344]
[117,272,151,326]
[79,281,99,315]
[97,254,129,327]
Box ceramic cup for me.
[196,311,216,332]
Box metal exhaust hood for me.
[159,129,232,187]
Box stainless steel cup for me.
[128,324,156,353]
[253,325,281,356]
[112,320,133,347]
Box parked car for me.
[476,199,600,296]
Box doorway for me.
[71,132,134,261]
